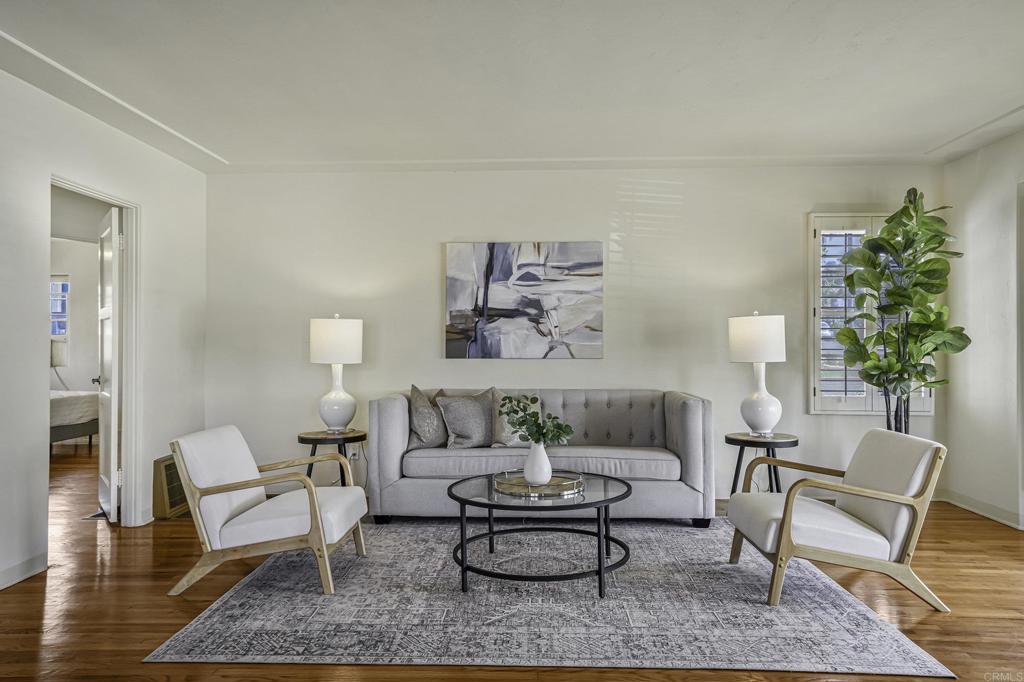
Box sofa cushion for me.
[437,388,494,448]
[407,385,447,451]
[402,445,681,481]
[728,492,891,560]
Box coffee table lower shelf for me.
[453,511,630,598]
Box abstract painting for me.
[445,241,603,359]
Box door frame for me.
[51,175,145,527]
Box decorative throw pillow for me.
[492,388,541,448]
[437,388,494,449]
[407,385,448,451]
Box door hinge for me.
[116,467,124,488]
[813,386,817,396]
[117,233,126,251]
[812,306,817,317]
[813,228,817,238]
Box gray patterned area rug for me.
[148,519,952,676]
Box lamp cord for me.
[52,367,70,391]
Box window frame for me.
[807,213,935,416]
[50,274,70,339]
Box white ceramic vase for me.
[524,441,553,486]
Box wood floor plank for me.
[0,443,1021,681]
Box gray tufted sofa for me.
[366,389,714,525]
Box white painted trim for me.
[934,490,1024,530]
[50,176,148,527]
[0,553,47,592]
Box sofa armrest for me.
[664,391,714,518]
[367,393,409,515]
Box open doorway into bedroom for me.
[48,183,125,524]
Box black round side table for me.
[297,429,367,485]
[725,432,799,495]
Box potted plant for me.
[836,188,971,433]
[498,395,574,485]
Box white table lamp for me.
[728,312,786,436]
[310,315,363,432]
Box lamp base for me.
[740,362,782,436]
[319,364,356,432]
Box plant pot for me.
[524,442,553,486]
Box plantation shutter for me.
[809,214,935,416]
[812,216,871,412]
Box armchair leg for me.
[767,555,791,606]
[889,565,949,613]
[729,530,744,564]
[312,543,335,595]
[168,554,222,596]
[353,521,367,557]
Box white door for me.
[97,209,120,522]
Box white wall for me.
[49,238,99,392]
[206,166,940,494]
[0,70,206,589]
[939,129,1024,528]
[51,185,112,242]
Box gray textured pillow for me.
[407,385,447,451]
[492,389,541,448]
[437,388,494,449]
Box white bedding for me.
[50,390,99,427]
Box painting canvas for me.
[445,241,603,359]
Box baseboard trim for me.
[933,490,1023,530]
[0,553,47,591]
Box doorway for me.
[49,181,138,525]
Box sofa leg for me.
[691,517,711,528]
[373,515,392,525]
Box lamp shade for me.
[309,316,363,364]
[50,338,68,368]
[728,313,786,363]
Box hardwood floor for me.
[2,444,1022,681]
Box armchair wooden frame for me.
[168,445,366,596]
[728,447,948,612]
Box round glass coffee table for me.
[447,470,632,598]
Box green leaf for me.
[841,247,877,268]
[845,312,877,324]
[914,258,951,280]
[934,249,963,258]
[853,269,882,291]
[835,327,861,348]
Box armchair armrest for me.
[742,456,845,493]
[258,453,355,487]
[197,471,314,497]
[787,478,916,507]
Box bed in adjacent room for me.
[50,390,99,454]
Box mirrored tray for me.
[492,469,585,498]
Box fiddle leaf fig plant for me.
[836,188,971,433]
[498,395,574,445]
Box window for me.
[808,214,934,415]
[50,276,69,337]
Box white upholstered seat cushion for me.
[402,446,681,480]
[219,486,367,549]
[728,492,890,560]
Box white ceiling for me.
[2,0,1024,172]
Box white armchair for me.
[727,428,948,611]
[167,425,367,596]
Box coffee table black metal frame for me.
[447,472,632,598]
